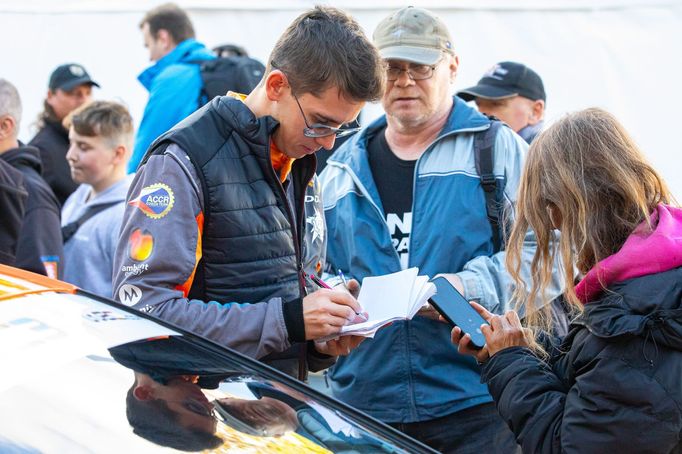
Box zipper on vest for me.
[267,157,308,381]
[267,160,307,298]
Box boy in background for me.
[61,101,134,296]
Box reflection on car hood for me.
[0,266,435,453]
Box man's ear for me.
[46,89,57,106]
[528,99,545,125]
[448,54,460,83]
[156,28,175,51]
[264,70,288,102]
[132,384,154,401]
[0,115,16,140]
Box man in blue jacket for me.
[320,7,562,453]
[129,3,215,173]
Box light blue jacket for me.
[129,39,215,173]
[62,175,134,297]
[320,96,561,422]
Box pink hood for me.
[575,204,682,303]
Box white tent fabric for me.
[2,0,681,197]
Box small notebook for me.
[338,267,436,338]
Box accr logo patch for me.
[129,183,175,219]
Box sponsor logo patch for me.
[118,284,142,306]
[128,228,154,261]
[129,183,174,219]
[121,263,149,277]
[137,305,155,314]
[306,213,324,243]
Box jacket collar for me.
[1,143,43,174]
[44,118,69,140]
[137,39,210,90]
[212,96,316,179]
[332,95,491,172]
[78,173,134,207]
[328,95,491,208]
[518,120,544,144]
[214,96,279,154]
[576,205,682,303]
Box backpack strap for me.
[62,201,120,243]
[474,120,505,252]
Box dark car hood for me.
[582,267,682,350]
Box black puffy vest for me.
[144,96,316,306]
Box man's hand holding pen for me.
[303,274,368,356]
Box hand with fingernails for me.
[450,301,532,363]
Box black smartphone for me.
[428,276,487,349]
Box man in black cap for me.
[29,63,99,205]
[458,61,546,143]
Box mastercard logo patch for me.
[128,228,154,262]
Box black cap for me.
[48,63,100,92]
[458,61,545,102]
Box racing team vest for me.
[143,96,316,305]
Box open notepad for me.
[339,268,436,338]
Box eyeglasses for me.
[292,94,360,139]
[270,61,361,139]
[386,63,438,81]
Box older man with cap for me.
[458,61,546,143]
[29,63,99,205]
[320,6,562,453]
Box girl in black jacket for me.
[452,108,682,453]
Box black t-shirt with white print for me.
[367,127,416,269]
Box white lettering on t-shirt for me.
[386,212,412,269]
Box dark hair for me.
[140,3,195,44]
[125,385,223,452]
[63,100,133,146]
[267,6,384,102]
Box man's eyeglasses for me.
[292,94,360,139]
[386,63,438,81]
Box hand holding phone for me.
[428,276,488,349]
